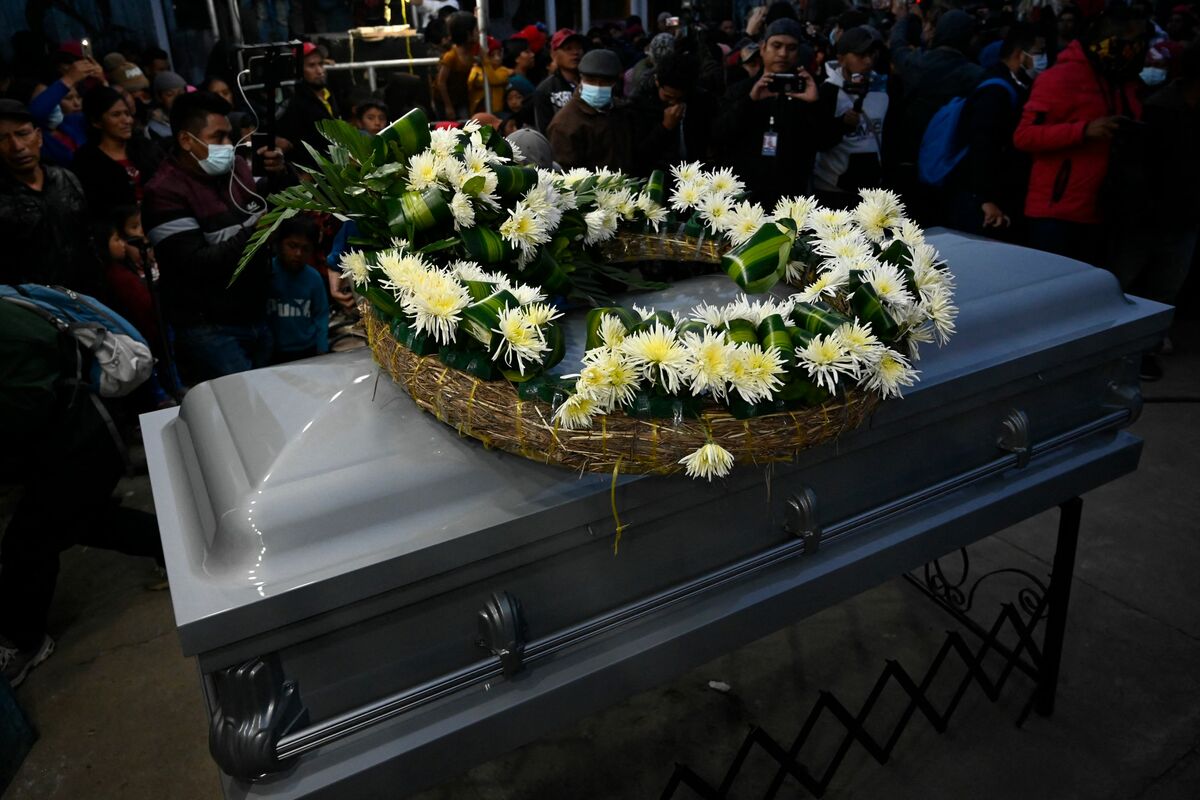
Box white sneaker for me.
[0,634,55,688]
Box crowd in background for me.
[0,0,1197,686]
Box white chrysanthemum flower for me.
[619,323,689,393]
[492,305,549,372]
[700,194,734,232]
[462,118,482,134]
[807,207,853,237]
[449,191,475,230]
[853,190,905,242]
[815,231,872,263]
[428,127,460,158]
[863,349,918,399]
[722,295,757,325]
[598,313,628,347]
[499,201,551,256]
[683,329,733,399]
[670,179,705,212]
[509,283,547,306]
[893,218,926,249]
[726,342,786,404]
[706,167,744,197]
[520,301,561,327]
[773,195,818,229]
[450,259,489,282]
[377,250,432,298]
[727,200,768,245]
[630,304,655,321]
[834,321,884,366]
[553,392,601,429]
[462,144,494,174]
[338,250,370,286]
[909,243,949,281]
[671,161,704,185]
[438,156,468,190]
[584,207,620,245]
[679,441,735,481]
[690,302,727,328]
[406,151,443,192]
[796,267,850,303]
[507,140,524,164]
[563,167,592,187]
[921,284,957,345]
[786,259,812,284]
[571,347,640,411]
[796,334,858,393]
[865,263,916,311]
[637,193,669,231]
[406,271,470,344]
[596,187,636,218]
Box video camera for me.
[236,41,304,169]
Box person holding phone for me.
[711,18,820,207]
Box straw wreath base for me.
[365,309,879,476]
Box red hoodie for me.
[1013,40,1141,225]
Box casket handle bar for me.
[476,591,528,677]
[209,654,308,782]
[997,408,1032,468]
[268,407,1134,770]
[784,487,821,554]
[1105,380,1143,425]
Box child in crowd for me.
[267,216,330,364]
[468,36,512,114]
[353,98,390,135]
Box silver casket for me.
[143,231,1170,798]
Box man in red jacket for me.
[1013,7,1147,264]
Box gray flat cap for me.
[578,49,622,79]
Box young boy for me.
[468,36,514,114]
[267,216,330,364]
[354,98,389,135]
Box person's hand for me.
[257,146,286,174]
[328,271,355,310]
[1085,116,1122,140]
[750,72,778,102]
[662,102,686,130]
[842,109,861,130]
[785,68,819,103]
[64,57,103,86]
[746,6,768,35]
[981,201,1010,228]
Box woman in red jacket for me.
[1013,9,1147,265]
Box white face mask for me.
[1139,66,1168,86]
[186,131,235,175]
[47,105,64,130]
[1029,53,1048,76]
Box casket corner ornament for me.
[208,655,308,783]
[240,110,959,482]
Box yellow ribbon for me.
[611,457,627,555]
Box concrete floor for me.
[5,321,1199,800]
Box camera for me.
[768,73,807,94]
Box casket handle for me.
[997,409,1032,469]
[785,488,821,554]
[476,591,528,677]
[208,654,308,781]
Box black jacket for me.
[630,85,717,177]
[70,136,164,215]
[711,77,823,208]
[278,83,338,169]
[0,166,95,292]
[532,73,577,134]
[948,64,1032,211]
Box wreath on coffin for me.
[238,109,957,481]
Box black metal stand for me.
[660,498,1084,799]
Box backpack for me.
[917,78,1019,188]
[0,284,154,398]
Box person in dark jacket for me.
[711,18,822,208]
[278,43,337,170]
[71,86,164,215]
[547,49,636,173]
[888,4,985,201]
[941,24,1039,239]
[0,99,95,291]
[631,52,716,176]
[533,29,585,133]
[142,91,291,383]
[1013,8,1146,264]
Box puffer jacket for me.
[1013,40,1142,225]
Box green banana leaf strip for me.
[384,188,451,234]
[516,375,574,407]
[757,314,791,352]
[438,347,501,380]
[851,282,900,341]
[645,170,665,203]
[460,288,518,348]
[626,392,700,420]
[584,307,635,349]
[876,239,911,268]
[633,310,675,333]
[777,374,830,405]
[522,249,571,295]
[790,301,850,336]
[460,226,509,263]
[391,318,438,356]
[374,107,430,160]
[788,326,815,349]
[676,319,710,339]
[463,280,497,302]
[541,322,566,371]
[363,284,405,320]
[493,164,537,196]
[724,317,758,345]
[721,221,792,294]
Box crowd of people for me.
[1,0,1197,683]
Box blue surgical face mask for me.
[1031,53,1048,75]
[580,82,613,109]
[186,131,235,176]
[47,105,64,130]
[1139,66,1167,86]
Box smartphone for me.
[665,16,681,27]
[768,73,807,94]
[81,38,93,59]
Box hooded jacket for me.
[1013,40,1142,225]
[812,63,889,196]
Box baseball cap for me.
[739,42,760,63]
[0,99,34,124]
[551,28,585,51]
[518,24,548,53]
[579,49,621,79]
[112,62,150,92]
[487,35,502,53]
[302,42,320,57]
[836,26,879,57]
